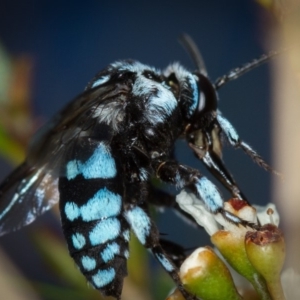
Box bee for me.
[0,35,276,299]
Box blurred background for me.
[0,0,299,299]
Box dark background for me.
[0,0,274,298]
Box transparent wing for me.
[0,70,129,235]
[0,163,58,235]
[27,82,121,176]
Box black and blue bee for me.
[0,35,276,299]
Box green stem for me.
[250,273,272,300]
[267,278,286,300]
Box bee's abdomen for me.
[58,139,129,298]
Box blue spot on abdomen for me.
[80,188,121,221]
[81,256,97,271]
[100,242,120,263]
[65,202,80,221]
[92,268,116,288]
[89,218,121,246]
[64,188,122,222]
[66,142,117,180]
[72,233,86,250]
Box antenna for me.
[214,50,282,90]
[179,33,208,76]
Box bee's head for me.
[163,62,218,133]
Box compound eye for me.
[193,72,218,116]
[166,73,180,97]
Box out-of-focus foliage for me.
[0,43,36,164]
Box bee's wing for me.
[27,82,120,175]
[0,73,128,235]
[0,163,58,235]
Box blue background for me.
[0,0,274,297]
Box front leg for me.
[154,159,254,227]
[200,149,249,202]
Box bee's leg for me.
[216,114,274,173]
[200,148,249,202]
[123,202,197,300]
[153,158,256,228]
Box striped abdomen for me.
[59,139,129,298]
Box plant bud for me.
[245,224,286,300]
[179,247,242,300]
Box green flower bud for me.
[245,224,286,300]
[179,247,242,300]
[211,230,271,300]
